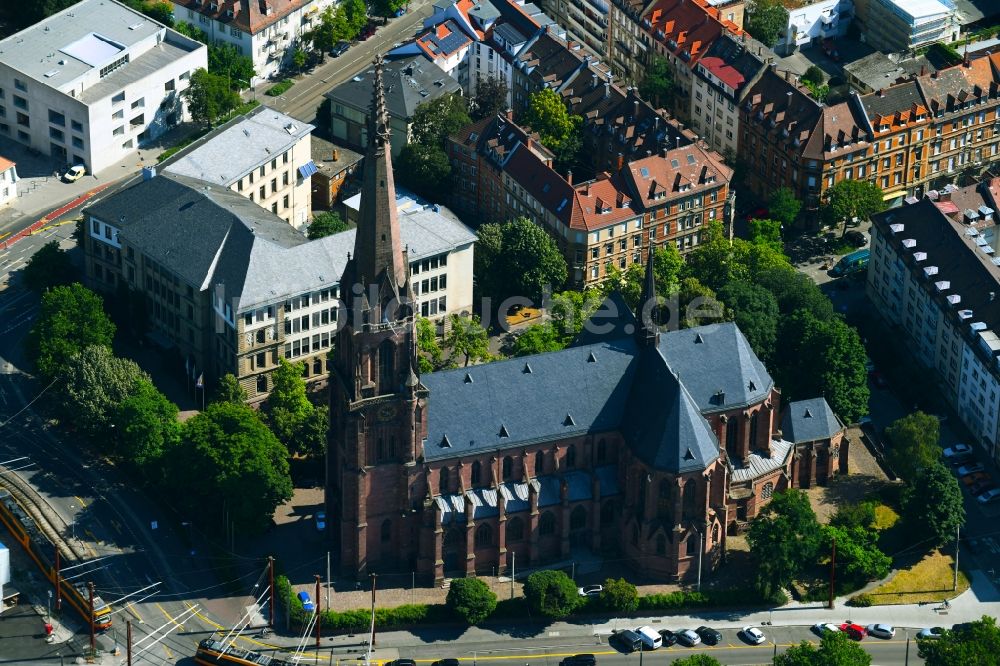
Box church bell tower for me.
[326,56,425,579]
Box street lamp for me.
[47,590,52,622]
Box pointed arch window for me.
[378,339,395,391]
[439,467,450,494]
[502,455,513,480]
[566,444,576,469]
[507,517,525,542]
[657,480,672,520]
[534,450,545,476]
[570,505,587,530]
[683,479,697,518]
[471,461,482,486]
[475,523,492,548]
[686,533,698,556]
[539,511,556,536]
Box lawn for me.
[868,549,969,604]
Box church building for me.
[325,57,847,584]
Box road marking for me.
[75,495,88,508]
[184,601,320,657]
[127,601,144,624]
[163,644,174,660]
[156,602,185,630]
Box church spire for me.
[346,54,408,307]
[637,249,659,345]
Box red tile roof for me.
[173,0,311,35]
[574,175,636,230]
[644,0,742,69]
[622,145,732,208]
[0,157,14,172]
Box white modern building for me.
[0,0,207,174]
[775,0,852,56]
[0,158,16,207]
[170,0,335,85]
[162,104,316,228]
[867,182,1000,465]
[855,0,958,52]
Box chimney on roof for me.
[333,148,340,161]
[604,82,610,98]
[617,152,624,171]
[566,170,573,185]
[583,181,590,195]
[526,136,532,151]
[939,188,952,202]
[616,190,624,207]
[505,108,513,121]
[592,72,598,89]
[633,100,639,117]
[920,64,926,76]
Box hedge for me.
[266,79,294,96]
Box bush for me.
[446,578,497,625]
[847,593,873,607]
[600,578,639,613]
[266,79,294,96]
[523,570,579,619]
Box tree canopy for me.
[639,56,675,109]
[775,631,871,665]
[745,0,790,47]
[471,76,509,121]
[918,616,1000,666]
[416,317,446,372]
[475,218,568,306]
[823,179,886,237]
[266,359,326,456]
[171,402,293,533]
[902,461,965,548]
[446,578,497,624]
[718,281,780,362]
[214,374,248,404]
[411,93,472,148]
[23,240,75,292]
[600,578,639,613]
[397,143,453,202]
[444,315,492,367]
[523,570,578,619]
[512,322,565,357]
[27,283,116,379]
[671,656,723,666]
[522,89,582,173]
[748,218,784,254]
[307,211,349,239]
[61,345,149,438]
[821,524,891,584]
[802,65,826,87]
[747,489,822,597]
[183,69,241,126]
[885,411,940,481]
[767,187,803,228]
[111,378,181,478]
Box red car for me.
[840,623,866,640]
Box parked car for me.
[559,655,595,666]
[952,622,974,634]
[840,623,866,640]
[297,590,315,612]
[696,626,723,645]
[962,471,991,486]
[970,479,997,495]
[635,626,662,650]
[676,629,701,647]
[867,624,896,639]
[657,629,678,647]
[845,230,868,247]
[610,629,642,653]
[391,660,416,666]
[315,510,326,531]
[812,623,840,636]
[63,164,86,182]
[957,463,986,477]
[943,443,974,460]
[331,40,350,56]
[977,487,1000,504]
[741,626,766,644]
[577,584,602,597]
[917,627,944,640]
[432,660,460,666]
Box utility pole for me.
[953,524,960,591]
[54,548,61,612]
[127,620,132,666]
[315,574,322,647]
[370,573,377,648]
[510,551,515,600]
[696,531,704,592]
[905,631,910,665]
[269,556,275,628]
[638,639,644,666]
[829,536,837,610]
[327,552,332,609]
[87,581,96,653]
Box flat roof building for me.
[0,0,207,173]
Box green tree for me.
[672,657,723,666]
[61,345,148,437]
[748,218,784,253]
[444,314,491,367]
[775,309,869,423]
[214,373,247,404]
[446,578,498,624]
[768,187,803,228]
[822,524,891,583]
[683,221,732,291]
[27,283,116,379]
[522,89,582,173]
[599,578,639,613]
[305,9,337,56]
[183,69,240,126]
[902,462,965,548]
[207,43,256,89]
[918,616,1000,666]
[523,570,578,619]
[747,489,822,597]
[172,402,293,533]
[756,266,835,320]
[292,48,308,72]
[830,501,877,530]
[718,281,779,361]
[639,56,675,109]
[22,240,75,292]
[548,289,603,341]
[371,0,406,17]
[266,359,319,455]
[775,631,871,665]
[475,218,568,306]
[417,317,445,372]
[513,322,565,356]
[885,411,940,481]
[745,0,790,47]
[823,179,886,237]
[111,379,181,478]
[802,65,826,86]
[411,93,471,148]
[342,0,368,36]
[307,211,349,239]
[397,143,453,202]
[653,244,684,295]
[677,277,722,329]
[603,262,646,311]
[471,76,509,121]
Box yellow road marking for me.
[0,232,8,241]
[127,601,144,624]
[163,644,174,659]
[156,602,184,630]
[75,496,88,508]
[183,601,324,658]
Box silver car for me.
[866,623,895,639]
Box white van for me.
[635,626,662,650]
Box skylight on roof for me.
[556,198,568,212]
[640,167,649,178]
[670,159,680,168]
[686,154,696,164]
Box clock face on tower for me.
[376,404,397,422]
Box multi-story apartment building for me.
[774,0,852,57]
[162,104,315,228]
[0,0,207,173]
[170,0,334,85]
[389,20,475,89]
[541,0,610,58]
[691,33,769,159]
[0,158,16,207]
[449,112,731,287]
[867,181,1000,464]
[854,0,957,52]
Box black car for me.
[331,40,350,57]
[560,654,596,666]
[845,230,868,247]
[610,629,642,653]
[696,626,723,645]
[657,629,678,647]
[432,660,459,666]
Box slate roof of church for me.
[781,398,844,444]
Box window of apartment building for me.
[16,112,28,128]
[249,170,255,184]
[882,157,890,169]
[48,109,65,127]
[270,178,277,194]
[590,247,599,259]
[881,175,889,188]
[259,185,265,199]
[605,242,613,256]
[71,119,83,133]
[282,194,289,210]
[259,165,266,178]
[15,129,27,142]
[112,109,123,120]
[283,151,289,164]
[13,95,26,110]
[113,126,124,136]
[270,158,277,171]
[131,98,144,110]
[129,114,143,127]
[895,153,903,166]
[271,202,278,214]
[237,178,244,191]
[49,127,63,142]
[14,78,26,92]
